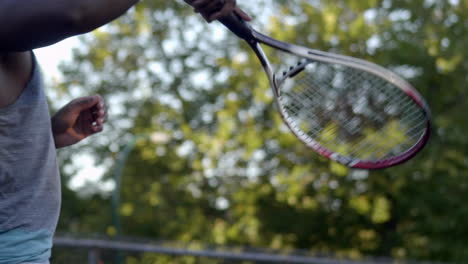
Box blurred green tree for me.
[52,0,468,262]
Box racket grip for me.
[218,13,254,41]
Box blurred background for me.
[37,0,468,263]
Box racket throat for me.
[276,60,311,85]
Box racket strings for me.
[286,71,415,142]
[285,89,423,159]
[310,83,424,159]
[342,90,426,155]
[277,60,428,160]
[284,74,360,135]
[346,117,426,159]
[289,66,405,134]
[308,77,424,159]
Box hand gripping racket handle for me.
[218,13,254,41]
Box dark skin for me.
[52,95,108,148]
[185,0,252,22]
[0,0,249,148]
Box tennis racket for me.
[217,13,431,169]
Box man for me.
[0,0,251,263]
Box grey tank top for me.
[0,53,61,263]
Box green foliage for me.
[53,0,468,263]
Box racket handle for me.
[218,13,254,41]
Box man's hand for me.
[185,0,252,23]
[51,95,108,148]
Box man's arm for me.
[0,0,139,52]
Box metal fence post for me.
[88,248,99,264]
